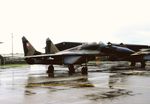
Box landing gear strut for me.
[130,61,136,66]
[68,65,75,75]
[81,66,88,75]
[130,61,146,68]
[141,61,146,68]
[47,65,54,77]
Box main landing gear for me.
[81,66,88,75]
[47,64,88,77]
[47,65,54,77]
[68,65,75,75]
[130,61,136,67]
[68,65,88,75]
[141,61,146,68]
[130,61,146,68]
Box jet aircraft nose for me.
[114,46,135,54]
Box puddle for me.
[86,89,133,100]
[0,64,150,104]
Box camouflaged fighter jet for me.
[22,36,150,77]
[106,42,150,67]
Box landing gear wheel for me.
[130,61,136,66]
[68,65,75,75]
[141,61,146,68]
[81,67,88,75]
[47,65,54,77]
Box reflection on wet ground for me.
[1,62,150,104]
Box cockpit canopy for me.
[80,42,106,50]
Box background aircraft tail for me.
[45,38,59,54]
[22,36,42,56]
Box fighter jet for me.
[22,36,150,77]
[22,36,102,76]
[106,42,150,67]
[22,37,142,76]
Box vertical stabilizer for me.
[45,38,59,54]
[22,36,41,56]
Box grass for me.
[0,64,28,69]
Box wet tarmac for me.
[0,62,150,104]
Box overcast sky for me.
[0,0,150,54]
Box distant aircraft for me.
[106,42,150,67]
[22,36,150,77]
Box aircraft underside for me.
[25,55,147,77]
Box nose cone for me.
[126,49,135,54]
[116,46,135,54]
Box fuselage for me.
[25,42,139,65]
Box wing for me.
[24,50,100,64]
[131,49,150,56]
[131,49,150,61]
[24,50,100,58]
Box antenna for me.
[11,33,13,57]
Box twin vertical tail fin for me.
[45,38,59,54]
[22,36,42,56]
[22,36,59,56]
